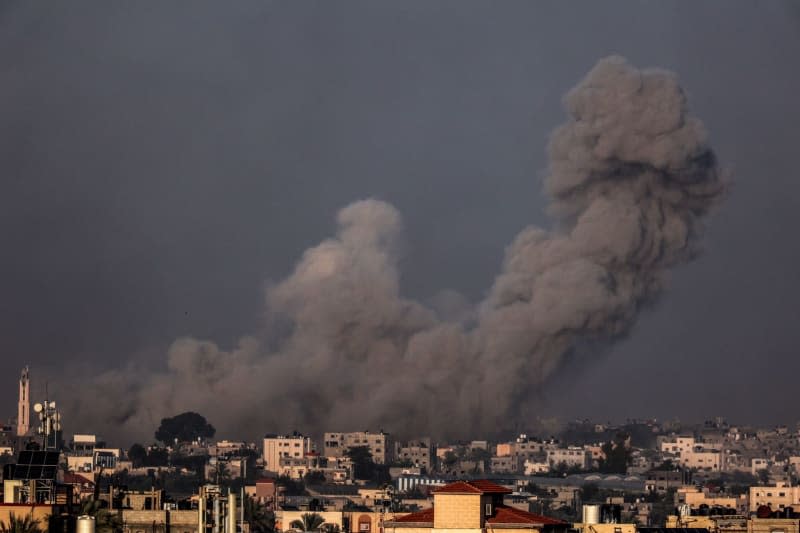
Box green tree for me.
[79,499,122,533]
[154,412,216,444]
[0,513,42,533]
[289,513,326,532]
[598,433,631,474]
[345,446,375,480]
[127,444,147,468]
[441,451,458,470]
[244,495,275,533]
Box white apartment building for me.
[323,431,394,464]
[263,434,313,473]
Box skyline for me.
[1,2,799,438]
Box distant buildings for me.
[324,431,395,464]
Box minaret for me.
[17,366,29,436]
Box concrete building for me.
[547,447,591,470]
[324,431,394,464]
[749,483,800,513]
[676,487,747,514]
[263,434,313,473]
[397,439,434,470]
[660,436,698,455]
[384,480,568,533]
[680,448,725,471]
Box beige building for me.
[749,483,800,512]
[122,509,198,533]
[547,448,591,470]
[263,434,314,473]
[660,436,698,455]
[676,487,746,514]
[384,479,567,533]
[680,448,725,472]
[323,431,394,464]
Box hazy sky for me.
[1,2,799,437]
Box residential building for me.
[749,483,800,512]
[323,431,394,464]
[263,434,314,473]
[397,439,434,470]
[547,447,591,470]
[384,479,568,533]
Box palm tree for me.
[0,513,42,533]
[243,495,275,533]
[289,513,326,532]
[79,499,123,533]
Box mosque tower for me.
[17,366,29,436]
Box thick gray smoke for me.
[67,56,725,441]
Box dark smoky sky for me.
[1,2,799,436]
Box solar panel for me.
[17,451,33,465]
[7,450,60,480]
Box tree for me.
[244,495,275,533]
[345,446,375,480]
[0,514,42,533]
[154,412,215,444]
[127,444,147,468]
[598,433,631,474]
[441,451,458,470]
[304,471,327,485]
[79,499,122,533]
[289,513,326,532]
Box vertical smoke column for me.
[473,56,725,427]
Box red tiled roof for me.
[487,506,567,526]
[391,508,434,524]
[434,480,512,494]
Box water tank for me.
[583,504,601,525]
[756,505,772,518]
[77,516,96,533]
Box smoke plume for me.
[67,56,725,441]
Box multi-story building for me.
[547,447,591,470]
[749,482,800,512]
[397,439,434,470]
[645,469,689,494]
[263,434,314,473]
[680,448,725,472]
[384,480,568,533]
[660,436,698,455]
[323,431,394,464]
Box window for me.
[485,504,493,516]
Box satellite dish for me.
[34,403,43,413]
